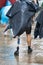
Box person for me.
[31,0,39,24]
[1,0,16,36]
[4,0,39,56]
[34,10,43,39]
[0,0,6,22]
[1,0,16,25]
[34,0,39,5]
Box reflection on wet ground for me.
[0,25,43,65]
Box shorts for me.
[26,26,31,34]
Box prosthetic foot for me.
[14,47,19,56]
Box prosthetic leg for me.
[14,36,20,56]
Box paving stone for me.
[35,53,43,63]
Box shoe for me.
[14,47,19,56]
[28,47,32,53]
[14,50,19,56]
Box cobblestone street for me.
[0,23,43,65]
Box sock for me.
[28,46,31,49]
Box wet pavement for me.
[0,24,43,65]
